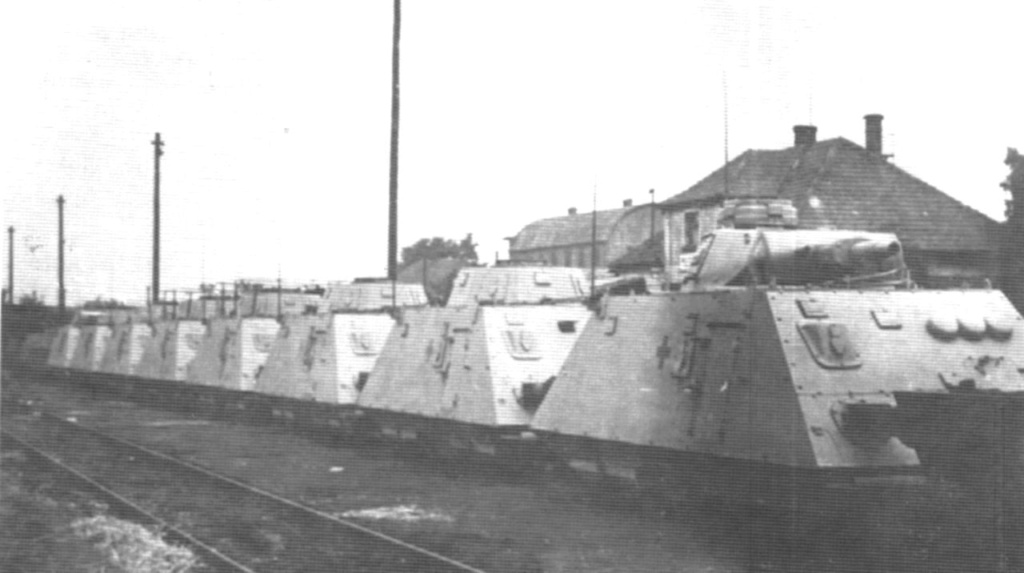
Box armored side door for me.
[673,297,752,453]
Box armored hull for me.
[135,319,207,382]
[254,312,395,405]
[534,289,1024,475]
[97,319,153,377]
[354,266,591,449]
[69,324,113,373]
[357,303,591,452]
[186,316,280,391]
[525,224,1024,512]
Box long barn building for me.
[507,201,662,269]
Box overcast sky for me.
[2,1,1020,305]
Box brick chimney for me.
[568,207,577,215]
[864,114,884,154]
[623,199,633,207]
[793,125,817,146]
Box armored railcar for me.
[357,266,591,453]
[252,281,426,429]
[533,227,1024,501]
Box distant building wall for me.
[607,207,662,264]
[509,204,662,269]
[663,205,722,284]
[511,241,609,268]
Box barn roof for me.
[510,205,652,252]
[661,137,998,252]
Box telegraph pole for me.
[6,226,13,304]
[649,188,656,240]
[57,195,66,313]
[590,184,597,298]
[152,132,164,304]
[387,0,401,309]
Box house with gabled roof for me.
[660,115,1001,287]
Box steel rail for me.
[41,412,489,573]
[0,427,258,573]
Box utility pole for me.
[590,184,597,298]
[152,132,164,304]
[387,0,401,310]
[649,188,656,240]
[722,72,730,196]
[57,195,66,313]
[7,226,13,304]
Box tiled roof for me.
[510,206,643,251]
[660,137,998,252]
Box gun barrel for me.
[848,239,901,258]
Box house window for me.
[682,211,700,253]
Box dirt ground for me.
[4,372,1020,572]
[4,376,749,573]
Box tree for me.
[82,296,129,310]
[1005,148,1024,218]
[17,291,45,306]
[398,234,478,305]
[400,233,477,266]
[457,233,478,262]
[1002,148,1024,311]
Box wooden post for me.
[590,186,597,298]
[7,226,13,303]
[649,188,656,241]
[152,133,164,304]
[387,0,401,311]
[57,195,66,313]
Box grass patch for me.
[71,515,200,573]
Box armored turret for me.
[684,227,909,289]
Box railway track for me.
[1,410,489,573]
